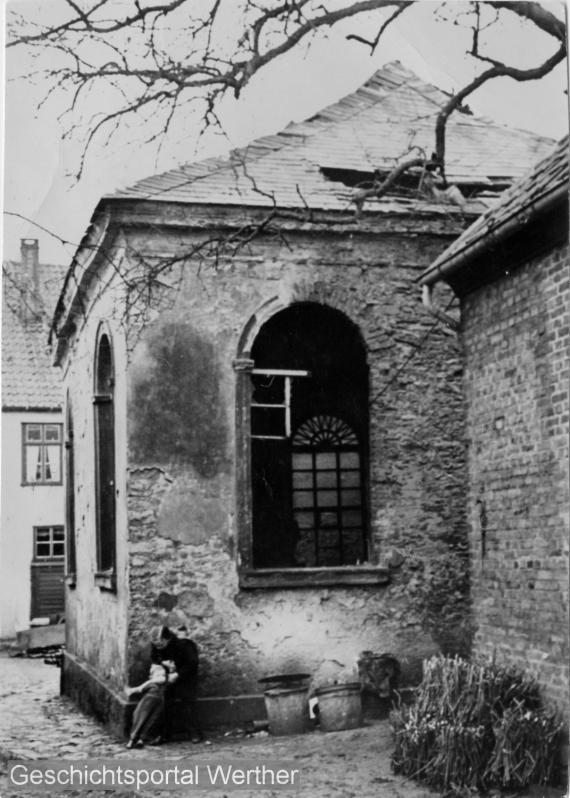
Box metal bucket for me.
[264,686,310,736]
[315,683,362,732]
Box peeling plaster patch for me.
[178,588,215,619]
[157,477,228,544]
[156,591,178,611]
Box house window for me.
[34,526,65,560]
[65,397,76,581]
[246,303,369,571]
[93,329,116,583]
[22,423,63,485]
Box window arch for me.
[246,303,369,570]
[93,327,116,581]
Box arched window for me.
[248,303,368,569]
[65,394,76,582]
[93,329,116,581]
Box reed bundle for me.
[391,656,562,795]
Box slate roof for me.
[2,262,66,410]
[421,135,569,282]
[112,61,553,212]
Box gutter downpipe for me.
[420,183,568,327]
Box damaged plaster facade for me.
[52,63,554,734]
[57,206,469,731]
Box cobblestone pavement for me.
[0,653,565,798]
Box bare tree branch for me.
[488,1,566,42]
[346,3,408,52]
[434,43,566,176]
[6,1,567,193]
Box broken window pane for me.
[251,374,285,405]
[251,406,286,438]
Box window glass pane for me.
[292,471,313,489]
[292,453,312,470]
[316,452,336,470]
[341,470,361,487]
[26,445,42,482]
[339,452,360,469]
[251,407,286,438]
[36,543,51,557]
[293,511,314,529]
[45,445,62,482]
[319,512,338,528]
[343,531,365,564]
[36,529,50,541]
[341,489,362,506]
[319,528,340,547]
[342,510,362,527]
[53,528,65,541]
[316,471,338,489]
[292,491,313,509]
[45,425,61,442]
[26,425,42,442]
[53,543,65,557]
[316,490,337,507]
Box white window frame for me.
[22,423,63,485]
[34,525,65,560]
[250,368,310,440]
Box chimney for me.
[18,239,41,322]
[21,237,39,285]
[21,238,39,268]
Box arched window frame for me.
[65,392,77,586]
[234,303,389,589]
[93,325,117,591]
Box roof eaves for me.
[419,181,568,286]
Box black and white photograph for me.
[1,1,568,796]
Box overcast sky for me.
[2,0,569,265]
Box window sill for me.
[239,566,390,589]
[22,481,63,487]
[94,571,116,592]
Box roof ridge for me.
[114,61,457,200]
[112,60,555,206]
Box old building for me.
[51,62,554,734]
[420,136,569,713]
[1,240,66,639]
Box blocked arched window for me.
[93,329,116,580]
[65,394,76,582]
[248,303,369,569]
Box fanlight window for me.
[292,416,365,567]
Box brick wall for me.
[462,242,569,712]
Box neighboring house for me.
[50,62,554,735]
[420,137,569,714]
[1,240,67,639]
